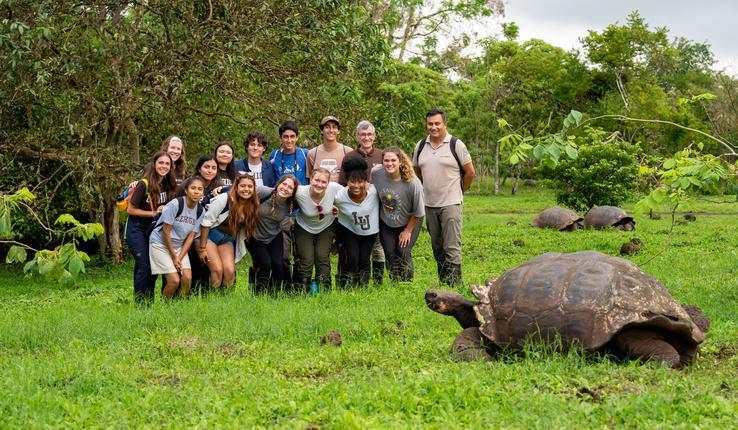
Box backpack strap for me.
[173,195,186,219]
[140,178,157,211]
[414,139,427,161]
[415,138,463,172]
[220,198,230,215]
[449,136,463,173]
[152,195,181,232]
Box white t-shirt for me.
[334,185,379,236]
[248,162,263,187]
[295,182,342,233]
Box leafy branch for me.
[2,188,103,286]
[497,110,583,168]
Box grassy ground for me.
[1,186,736,428]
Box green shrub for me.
[545,135,640,211]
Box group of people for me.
[124,109,475,302]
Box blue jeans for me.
[207,226,234,245]
[125,220,156,302]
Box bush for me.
[545,137,640,211]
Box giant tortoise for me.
[530,207,583,231]
[583,206,635,231]
[425,251,709,368]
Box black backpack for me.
[414,136,464,187]
[153,196,204,232]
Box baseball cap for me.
[320,115,341,129]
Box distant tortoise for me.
[620,237,643,255]
[425,251,709,368]
[530,207,583,231]
[583,206,635,231]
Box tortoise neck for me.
[453,299,481,329]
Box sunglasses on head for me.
[316,204,325,220]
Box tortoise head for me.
[614,218,636,231]
[425,289,480,329]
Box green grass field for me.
[1,187,736,428]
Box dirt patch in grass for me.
[282,368,329,381]
[711,344,737,360]
[143,374,182,386]
[576,385,605,402]
[216,342,250,358]
[381,320,407,336]
[168,336,202,350]
[320,331,342,347]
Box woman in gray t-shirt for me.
[245,174,298,293]
[370,147,425,281]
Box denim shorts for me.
[207,227,234,246]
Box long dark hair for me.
[214,140,236,180]
[191,155,218,195]
[227,174,259,239]
[142,151,177,207]
[161,135,187,180]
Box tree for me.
[369,0,504,67]
[0,1,390,262]
[454,35,592,193]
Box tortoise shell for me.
[471,251,704,362]
[530,207,583,231]
[583,206,635,230]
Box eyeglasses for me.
[316,204,325,220]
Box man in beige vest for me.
[412,109,475,286]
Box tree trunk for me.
[396,5,416,61]
[493,141,500,194]
[96,184,124,263]
[511,162,522,195]
[127,118,140,166]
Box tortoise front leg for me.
[614,328,681,368]
[452,327,496,362]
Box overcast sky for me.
[497,0,737,75]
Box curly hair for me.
[227,174,259,239]
[382,146,415,182]
[342,154,368,182]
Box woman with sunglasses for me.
[370,147,425,281]
[293,167,342,290]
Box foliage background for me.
[1,3,737,260]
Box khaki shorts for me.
[149,242,191,274]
